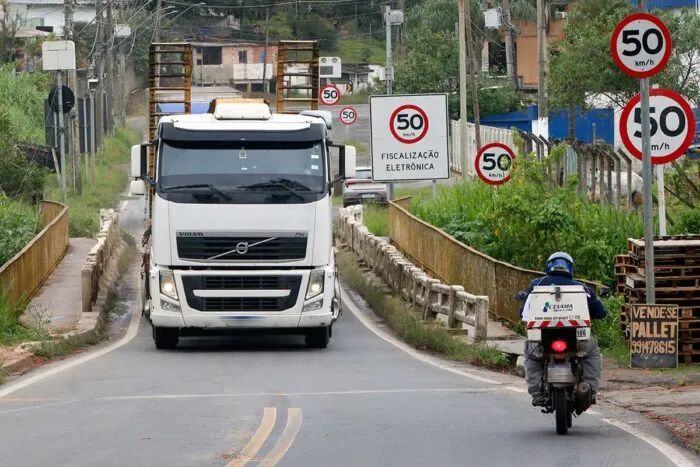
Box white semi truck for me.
[129,97,356,349]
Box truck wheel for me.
[305,327,330,349]
[153,326,179,350]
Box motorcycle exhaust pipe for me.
[574,382,592,415]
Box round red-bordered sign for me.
[475,142,516,186]
[339,106,357,125]
[619,88,695,165]
[320,84,341,106]
[611,13,672,79]
[389,104,429,144]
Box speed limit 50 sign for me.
[369,93,449,182]
[320,84,340,106]
[620,88,695,164]
[611,13,671,78]
[475,143,516,185]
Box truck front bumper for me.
[148,266,338,330]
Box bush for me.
[0,195,40,266]
[411,155,644,287]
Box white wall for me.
[13,5,95,35]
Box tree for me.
[548,0,700,110]
[394,25,524,119]
[0,0,21,64]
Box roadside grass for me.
[336,250,510,370]
[324,37,385,64]
[336,94,370,106]
[363,204,389,237]
[30,229,137,359]
[691,437,700,455]
[0,197,41,266]
[0,290,45,347]
[339,139,368,156]
[44,127,141,237]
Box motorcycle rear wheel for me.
[554,388,569,435]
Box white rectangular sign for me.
[369,93,450,182]
[41,40,76,71]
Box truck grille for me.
[177,236,307,261]
[182,275,302,312]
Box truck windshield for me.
[158,140,326,203]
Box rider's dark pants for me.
[524,338,602,395]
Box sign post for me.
[369,93,449,184]
[612,10,673,304]
[339,106,357,142]
[42,40,76,205]
[630,304,678,369]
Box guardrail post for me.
[475,296,489,342]
[447,285,463,329]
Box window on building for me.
[202,47,222,65]
[239,50,248,64]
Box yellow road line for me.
[227,407,277,467]
[259,408,303,467]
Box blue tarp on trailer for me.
[156,102,211,114]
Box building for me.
[5,0,97,36]
[192,42,278,93]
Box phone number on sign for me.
[631,340,676,354]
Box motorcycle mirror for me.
[514,291,528,302]
[599,288,613,298]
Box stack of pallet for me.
[615,235,700,365]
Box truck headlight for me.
[159,271,179,300]
[305,269,325,300]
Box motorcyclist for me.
[519,252,607,407]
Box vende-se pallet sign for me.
[369,93,449,182]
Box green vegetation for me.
[327,37,386,65]
[411,156,645,288]
[337,250,510,370]
[362,204,389,237]
[394,25,525,120]
[0,196,40,266]
[44,127,141,237]
[0,289,44,347]
[0,66,51,201]
[549,0,700,109]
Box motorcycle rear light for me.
[551,339,568,353]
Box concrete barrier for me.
[336,205,488,342]
[81,209,121,313]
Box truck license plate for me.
[361,193,375,198]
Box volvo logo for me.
[235,242,249,255]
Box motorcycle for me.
[515,284,608,435]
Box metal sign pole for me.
[385,6,394,201]
[57,70,68,204]
[639,1,655,304]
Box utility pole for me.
[154,0,162,41]
[502,0,515,85]
[64,0,81,193]
[384,5,393,96]
[639,0,655,303]
[458,1,468,180]
[94,0,104,155]
[465,0,481,151]
[105,0,114,136]
[262,8,269,94]
[537,0,547,117]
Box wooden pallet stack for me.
[615,235,700,365]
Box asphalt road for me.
[0,195,697,467]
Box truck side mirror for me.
[343,145,356,179]
[131,143,149,179]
